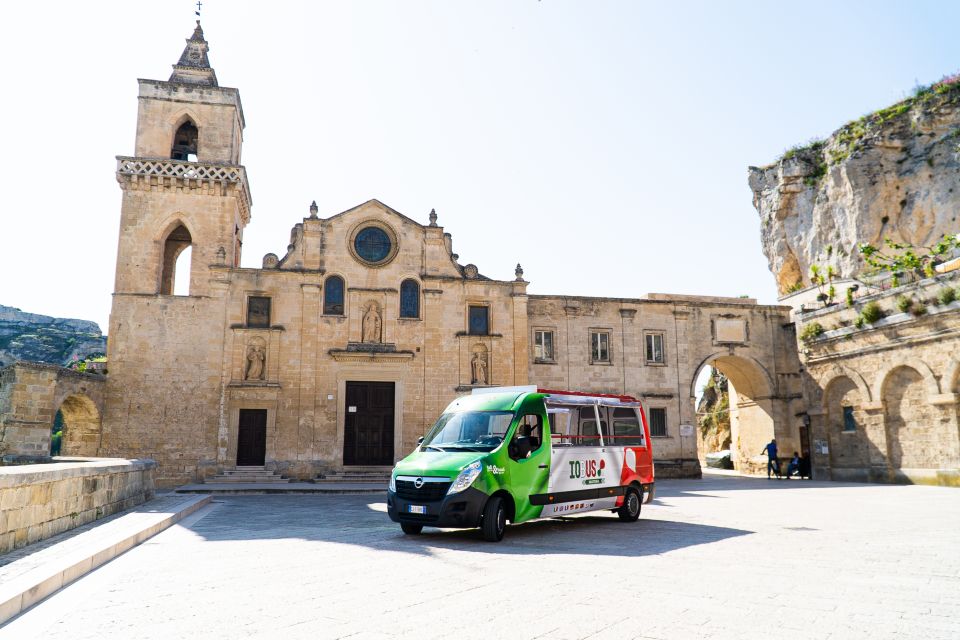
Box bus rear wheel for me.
[400,522,423,535]
[617,486,642,522]
[481,495,507,542]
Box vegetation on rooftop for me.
[777,71,960,171]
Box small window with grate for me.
[649,408,667,437]
[842,405,856,432]
[246,296,271,328]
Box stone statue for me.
[471,351,488,385]
[245,344,265,381]
[362,304,382,343]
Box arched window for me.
[324,275,345,315]
[400,279,420,319]
[171,120,198,161]
[160,224,192,295]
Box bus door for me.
[544,402,619,515]
[506,411,550,522]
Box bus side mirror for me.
[417,436,424,446]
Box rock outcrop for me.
[749,79,960,294]
[0,305,106,367]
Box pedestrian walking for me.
[761,438,781,479]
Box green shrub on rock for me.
[936,287,957,306]
[799,322,825,343]
[895,296,913,313]
[860,301,885,324]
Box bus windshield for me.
[421,411,514,452]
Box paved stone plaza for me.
[3,473,958,639]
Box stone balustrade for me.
[115,156,252,214]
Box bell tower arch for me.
[112,21,251,297]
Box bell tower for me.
[112,21,251,297]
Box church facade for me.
[99,24,805,486]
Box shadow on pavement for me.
[657,473,881,499]
[185,495,752,558]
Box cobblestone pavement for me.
[3,473,959,640]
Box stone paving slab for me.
[0,493,209,625]
[175,482,387,494]
[3,475,960,639]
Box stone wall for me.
[798,272,960,485]
[0,458,155,554]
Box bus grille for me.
[396,479,451,501]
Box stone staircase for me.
[205,466,290,484]
[316,468,392,484]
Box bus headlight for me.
[388,474,396,492]
[448,461,482,495]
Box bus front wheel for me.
[481,495,507,542]
[617,487,642,522]
[400,522,423,535]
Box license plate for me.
[407,504,426,514]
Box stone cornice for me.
[328,349,415,363]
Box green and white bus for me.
[387,386,655,541]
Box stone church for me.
[93,23,804,486]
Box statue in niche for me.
[244,343,266,381]
[471,350,488,385]
[362,303,382,343]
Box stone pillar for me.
[298,284,322,476]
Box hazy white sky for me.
[1,1,958,332]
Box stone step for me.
[206,476,290,484]
[206,468,289,484]
[219,470,280,476]
[318,472,391,483]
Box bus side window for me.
[611,407,644,446]
[576,407,604,446]
[547,407,572,446]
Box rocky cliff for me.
[0,305,106,367]
[749,77,960,294]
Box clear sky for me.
[1,1,958,332]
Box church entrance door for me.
[237,408,267,466]
[344,382,395,466]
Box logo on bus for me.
[569,459,605,482]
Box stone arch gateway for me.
[0,362,104,460]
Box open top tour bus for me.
[387,386,655,541]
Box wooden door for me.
[237,409,267,466]
[344,382,395,466]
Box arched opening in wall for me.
[823,376,867,470]
[160,224,193,295]
[691,355,777,473]
[171,120,198,161]
[54,394,101,457]
[882,366,937,470]
[173,246,192,296]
